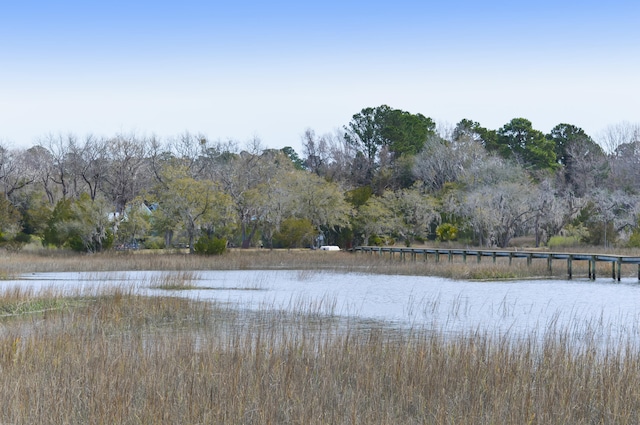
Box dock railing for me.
[351,246,640,281]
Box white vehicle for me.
[319,245,340,251]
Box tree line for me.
[1,105,640,252]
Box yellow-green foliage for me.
[193,235,227,255]
[436,222,458,241]
[272,217,315,248]
[547,235,581,249]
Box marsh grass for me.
[147,270,266,291]
[148,270,200,290]
[1,248,634,281]
[0,283,640,423]
[0,286,90,318]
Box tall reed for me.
[0,285,639,423]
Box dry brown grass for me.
[0,284,639,424]
[2,247,636,281]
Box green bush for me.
[368,235,395,246]
[42,196,114,252]
[345,186,373,207]
[67,229,114,253]
[628,229,640,248]
[436,223,458,242]
[143,236,166,250]
[272,218,315,249]
[43,199,74,247]
[547,235,581,249]
[13,232,31,244]
[193,235,227,255]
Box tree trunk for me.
[164,229,173,249]
[241,222,258,249]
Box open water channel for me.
[10,269,640,346]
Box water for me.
[11,270,640,343]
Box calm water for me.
[12,270,640,342]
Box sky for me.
[1,1,639,152]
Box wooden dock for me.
[352,246,640,281]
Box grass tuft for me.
[148,270,199,290]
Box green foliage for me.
[436,223,458,241]
[152,166,237,253]
[343,105,436,185]
[0,197,21,241]
[547,123,601,166]
[43,199,74,247]
[272,217,315,249]
[1,116,635,253]
[291,173,353,232]
[561,224,590,241]
[68,194,115,252]
[15,191,52,237]
[454,119,497,147]
[353,187,438,247]
[583,222,617,247]
[13,232,31,243]
[547,123,608,196]
[627,229,640,248]
[495,118,558,171]
[381,109,435,156]
[547,235,581,249]
[344,105,391,166]
[368,234,395,246]
[627,218,640,248]
[355,195,394,246]
[281,146,305,170]
[390,154,417,190]
[67,227,114,253]
[42,195,114,252]
[193,235,227,255]
[334,226,354,250]
[115,199,152,246]
[143,236,165,250]
[572,203,620,247]
[345,186,373,207]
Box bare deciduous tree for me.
[41,133,77,200]
[0,145,36,199]
[72,135,108,201]
[103,134,150,213]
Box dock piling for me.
[352,247,640,281]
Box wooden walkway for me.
[352,246,640,281]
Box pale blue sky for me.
[1,1,638,151]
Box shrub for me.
[67,228,114,253]
[436,223,458,242]
[272,218,315,249]
[193,235,227,255]
[143,236,165,250]
[42,196,114,252]
[345,186,373,207]
[368,235,395,246]
[13,232,31,244]
[627,220,640,248]
[547,235,581,249]
[628,233,640,248]
[43,199,74,247]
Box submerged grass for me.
[0,283,639,423]
[148,270,200,290]
[0,287,90,318]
